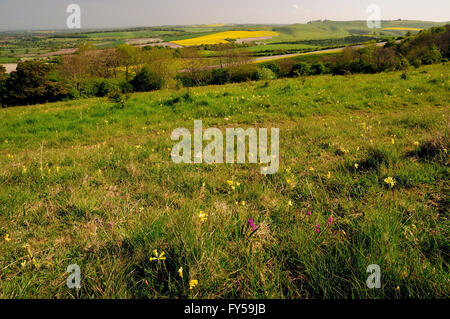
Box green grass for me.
[0,64,449,298]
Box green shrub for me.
[256,68,277,81]
[289,62,310,77]
[130,66,163,92]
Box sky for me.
[0,0,449,31]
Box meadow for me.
[0,63,449,298]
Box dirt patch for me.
[146,42,183,49]
[125,38,163,45]
[40,48,78,57]
[2,63,17,74]
[236,36,274,44]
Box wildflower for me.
[248,219,258,231]
[309,167,315,171]
[149,249,166,262]
[326,171,331,179]
[241,201,246,206]
[7,154,13,159]
[198,211,208,223]
[4,234,11,242]
[189,279,198,290]
[384,177,396,188]
[315,224,320,233]
[178,267,183,279]
[288,200,293,207]
[307,210,312,217]
[391,138,395,145]
[22,167,27,174]
[354,163,359,169]
[328,216,333,226]
[413,141,419,147]
[286,178,292,184]
[108,221,113,228]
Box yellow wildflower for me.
[4,234,11,242]
[149,249,166,261]
[189,279,198,290]
[354,163,359,169]
[178,267,183,279]
[384,177,396,188]
[413,141,419,147]
[198,211,208,223]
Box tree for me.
[141,47,180,88]
[0,65,7,107]
[180,47,212,86]
[130,66,163,92]
[289,62,310,77]
[6,61,69,106]
[116,44,141,81]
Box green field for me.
[1,63,449,298]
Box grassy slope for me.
[0,64,449,298]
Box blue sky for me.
[0,0,449,31]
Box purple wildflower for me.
[328,216,333,226]
[248,219,258,231]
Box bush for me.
[108,89,130,108]
[256,68,277,81]
[80,78,123,97]
[211,68,231,85]
[263,62,281,76]
[289,62,310,77]
[310,62,327,75]
[130,66,163,92]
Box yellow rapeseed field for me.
[172,31,279,46]
[382,27,423,31]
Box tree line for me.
[0,25,448,107]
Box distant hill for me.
[271,20,448,42]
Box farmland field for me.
[172,31,280,46]
[0,64,449,298]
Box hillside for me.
[0,64,449,298]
